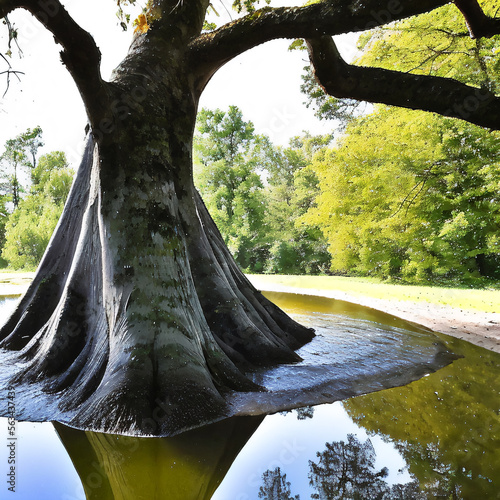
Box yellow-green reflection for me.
[263,291,430,333]
[53,416,263,500]
[343,335,500,497]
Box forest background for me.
[1,2,499,288]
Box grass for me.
[247,274,500,314]
[0,270,36,286]
[1,270,498,314]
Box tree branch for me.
[1,0,110,127]
[189,0,452,90]
[306,36,500,130]
[454,0,500,38]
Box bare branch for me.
[1,0,110,127]
[454,0,500,38]
[188,0,452,92]
[306,36,500,130]
[0,52,23,97]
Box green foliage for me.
[298,2,500,285]
[303,106,500,284]
[31,151,73,203]
[0,126,43,208]
[195,107,331,275]
[358,1,500,91]
[343,339,500,498]
[1,150,73,269]
[263,134,331,275]
[1,194,63,269]
[0,195,8,267]
[300,66,364,127]
[232,0,271,14]
[301,1,500,127]
[195,106,268,272]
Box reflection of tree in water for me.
[308,434,424,500]
[308,434,388,499]
[343,341,500,498]
[279,406,315,420]
[258,467,300,500]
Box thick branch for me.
[189,0,451,89]
[1,0,109,126]
[306,36,500,130]
[454,0,500,38]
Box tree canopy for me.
[2,0,500,132]
[2,148,73,269]
[299,3,500,285]
[303,106,500,284]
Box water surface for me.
[0,292,498,499]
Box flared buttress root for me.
[0,137,315,436]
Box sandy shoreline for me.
[248,276,500,354]
[2,272,500,354]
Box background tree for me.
[263,133,331,275]
[194,106,268,271]
[2,151,73,269]
[0,0,498,437]
[0,195,8,267]
[258,467,300,500]
[0,126,43,208]
[195,109,331,275]
[300,2,500,285]
[302,101,500,285]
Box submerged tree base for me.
[0,141,458,436]
[0,229,458,437]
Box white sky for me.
[0,1,359,168]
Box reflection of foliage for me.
[296,406,315,420]
[258,467,300,500]
[343,339,500,498]
[309,434,388,499]
[279,405,315,420]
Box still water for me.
[0,292,499,499]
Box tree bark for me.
[0,28,315,436]
[0,1,463,437]
[305,36,500,130]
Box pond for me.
[0,291,499,499]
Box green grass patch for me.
[0,270,36,286]
[248,274,500,313]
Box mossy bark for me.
[0,28,313,436]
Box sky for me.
[0,0,359,168]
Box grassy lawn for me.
[0,270,36,287]
[1,270,498,313]
[248,274,500,314]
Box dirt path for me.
[248,276,500,354]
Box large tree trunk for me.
[0,33,314,436]
[0,6,458,437]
